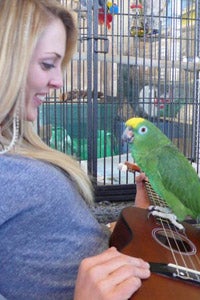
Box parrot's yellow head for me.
[125,117,145,128]
[122,117,146,144]
[123,116,171,149]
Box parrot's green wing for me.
[144,144,200,221]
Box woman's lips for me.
[34,94,46,106]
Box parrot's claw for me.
[148,205,172,214]
[148,205,184,231]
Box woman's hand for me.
[134,173,150,209]
[74,247,150,300]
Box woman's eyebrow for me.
[44,52,62,58]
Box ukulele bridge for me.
[150,262,200,285]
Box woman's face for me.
[25,18,66,121]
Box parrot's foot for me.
[148,205,184,231]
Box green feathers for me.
[123,117,200,221]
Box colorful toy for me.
[98,1,118,29]
[130,2,149,37]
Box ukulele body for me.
[110,206,200,300]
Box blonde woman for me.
[0,1,150,299]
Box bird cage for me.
[38,0,200,201]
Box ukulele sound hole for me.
[152,228,196,255]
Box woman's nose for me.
[49,79,63,89]
[49,70,63,89]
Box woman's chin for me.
[26,110,38,122]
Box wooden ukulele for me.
[110,162,200,299]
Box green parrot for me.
[122,117,200,222]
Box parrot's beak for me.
[122,126,134,143]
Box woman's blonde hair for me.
[0,0,93,204]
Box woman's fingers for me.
[75,247,150,300]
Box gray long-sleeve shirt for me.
[0,155,109,299]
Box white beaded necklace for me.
[0,114,20,155]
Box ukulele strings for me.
[145,180,200,280]
[120,161,200,279]
[145,181,183,265]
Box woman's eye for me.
[41,62,55,70]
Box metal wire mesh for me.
[37,0,200,196]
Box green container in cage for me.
[71,130,114,160]
[50,127,72,154]
[50,128,115,160]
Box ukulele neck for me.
[144,181,167,208]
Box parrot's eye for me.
[139,126,148,135]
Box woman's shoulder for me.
[0,154,76,205]
[0,154,66,180]
[0,154,83,224]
